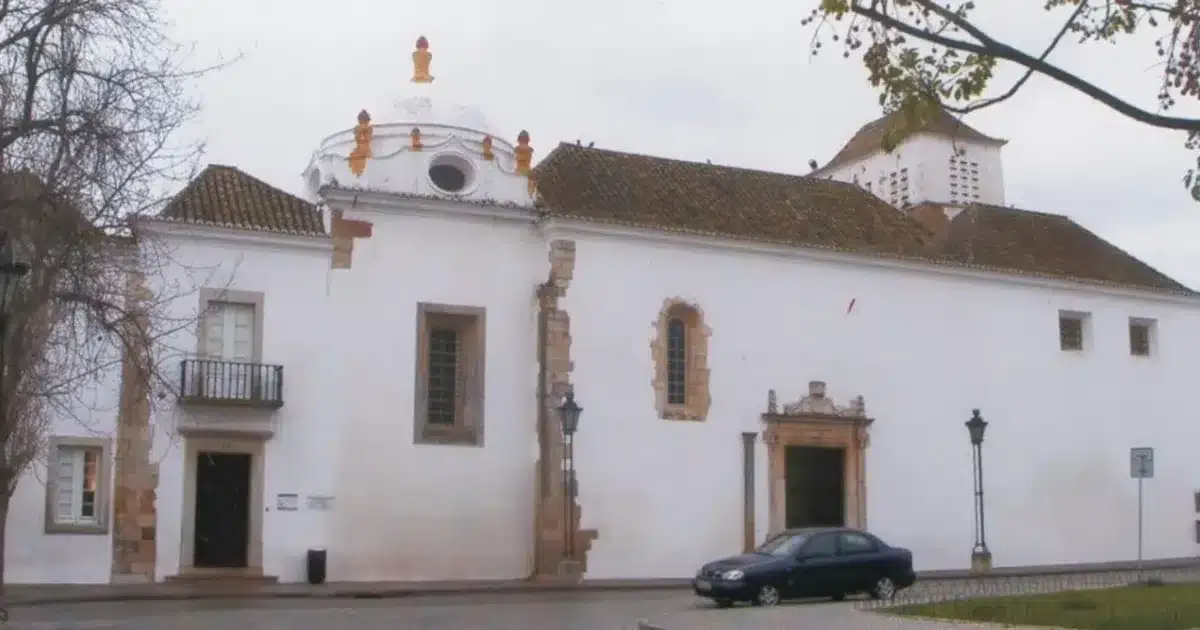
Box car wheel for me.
[714,599,734,608]
[831,592,846,602]
[871,576,897,600]
[754,584,781,607]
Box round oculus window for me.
[428,154,474,194]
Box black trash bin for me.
[307,547,327,585]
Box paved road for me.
[6,568,1197,630]
[0,591,953,630]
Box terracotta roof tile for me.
[159,165,325,235]
[533,144,1194,295]
[817,109,1006,175]
[941,204,1191,293]
[534,143,937,257]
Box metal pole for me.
[562,434,570,560]
[970,443,980,547]
[566,434,575,559]
[1137,475,1144,577]
[978,442,987,552]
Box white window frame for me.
[44,437,111,535]
[202,301,257,361]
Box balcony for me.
[178,359,284,409]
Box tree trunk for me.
[0,486,11,598]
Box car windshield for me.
[756,533,808,557]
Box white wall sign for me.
[276,493,299,511]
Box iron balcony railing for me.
[178,359,284,409]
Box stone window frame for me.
[1129,317,1156,357]
[44,436,113,535]
[413,302,487,446]
[651,298,711,421]
[1058,310,1089,352]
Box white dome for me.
[383,93,498,137]
[367,36,502,139]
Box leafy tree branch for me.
[804,0,1200,198]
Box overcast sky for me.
[162,0,1199,289]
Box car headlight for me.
[721,570,744,580]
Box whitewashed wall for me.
[322,200,543,582]
[142,225,336,582]
[5,357,122,584]
[557,227,1200,578]
[826,134,1006,208]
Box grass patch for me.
[891,583,1200,630]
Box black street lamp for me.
[965,408,991,572]
[557,387,583,561]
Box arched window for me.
[666,317,687,405]
[652,299,711,421]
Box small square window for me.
[1129,318,1155,357]
[1059,313,1086,351]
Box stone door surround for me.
[175,431,268,579]
[762,380,874,535]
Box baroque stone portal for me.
[762,380,874,534]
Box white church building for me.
[6,36,1200,585]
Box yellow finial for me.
[348,109,373,177]
[410,127,424,151]
[515,130,533,175]
[481,135,494,161]
[412,36,434,83]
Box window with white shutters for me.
[203,301,256,361]
[53,445,100,525]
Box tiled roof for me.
[817,108,1006,175]
[941,204,1191,293]
[534,143,938,258]
[158,165,325,235]
[534,144,1194,295]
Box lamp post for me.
[0,232,29,394]
[966,408,991,573]
[0,231,29,414]
[557,387,582,561]
[0,234,28,618]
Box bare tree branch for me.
[0,0,233,593]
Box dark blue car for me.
[692,527,917,607]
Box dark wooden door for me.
[193,452,252,568]
[784,446,846,528]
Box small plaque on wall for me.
[307,495,335,511]
[276,493,299,511]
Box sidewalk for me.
[1,577,693,607]
[6,558,1199,608]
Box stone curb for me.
[872,611,1075,630]
[3,580,694,608]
